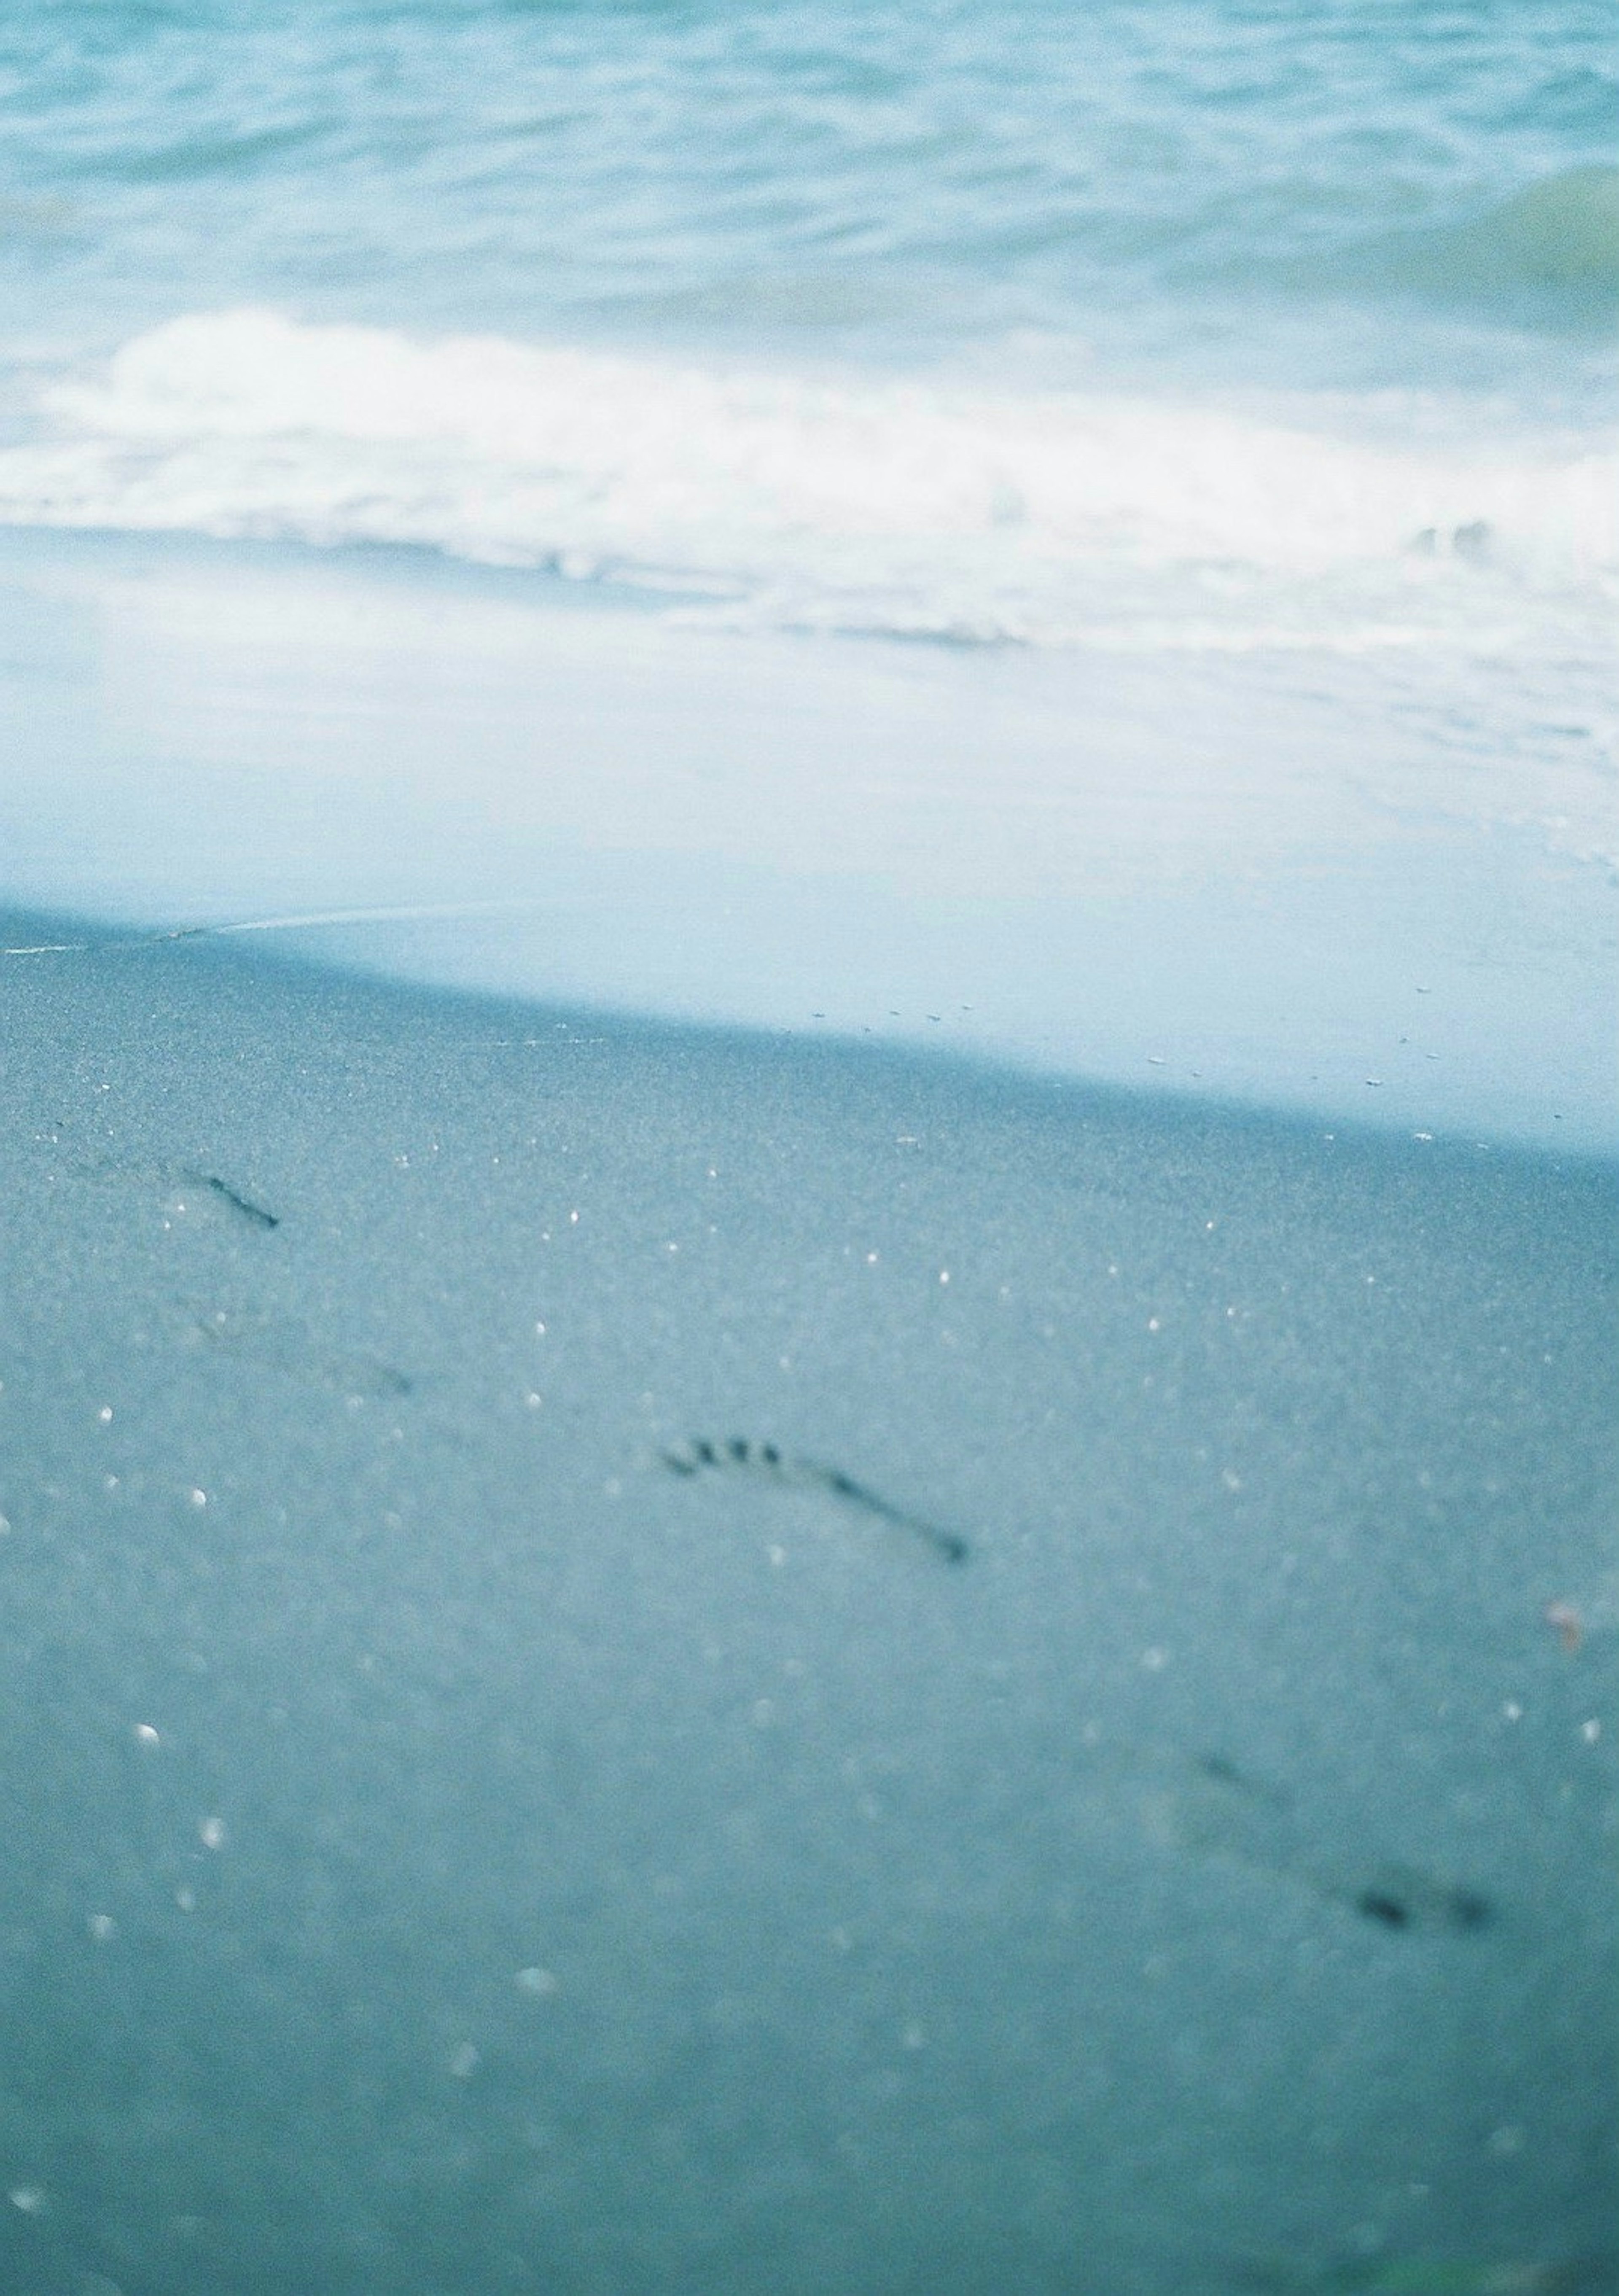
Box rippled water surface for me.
[5,0,1617,372]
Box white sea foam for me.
[1,309,1612,651]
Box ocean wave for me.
[0,309,1611,651]
[1321,165,1619,330]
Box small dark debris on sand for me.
[180,1171,281,1230]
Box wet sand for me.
[0,908,1614,2295]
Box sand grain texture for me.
[0,911,1614,2295]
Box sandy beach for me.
[4,2,1616,2285]
[0,906,1613,2294]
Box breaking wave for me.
[0,309,1611,650]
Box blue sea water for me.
[5,0,1617,372]
[0,0,1614,650]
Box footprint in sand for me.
[661,1436,969,1564]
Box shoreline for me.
[2,523,1614,1157]
[5,893,1617,1175]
